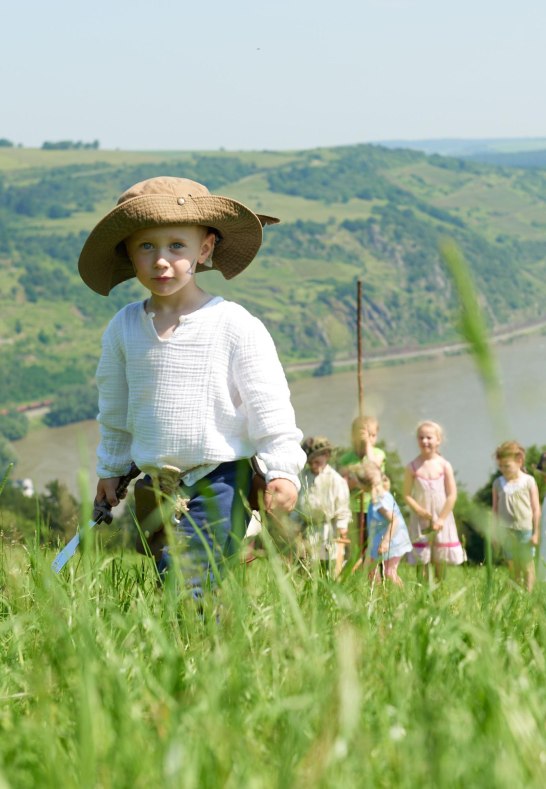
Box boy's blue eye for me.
[140,242,153,250]
[171,242,184,249]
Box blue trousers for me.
[157,459,253,590]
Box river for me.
[11,331,546,496]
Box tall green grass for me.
[1,237,544,786]
[0,536,545,787]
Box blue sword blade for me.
[51,519,98,573]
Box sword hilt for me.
[92,462,141,524]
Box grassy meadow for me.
[1,522,546,787]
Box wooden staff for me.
[357,279,364,418]
[356,279,366,557]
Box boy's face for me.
[125,224,215,298]
[308,452,330,476]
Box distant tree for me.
[452,486,489,564]
[313,348,335,377]
[0,138,13,148]
[39,480,79,539]
[44,384,98,427]
[0,475,80,545]
[0,411,29,441]
[47,203,71,219]
[0,480,37,543]
[41,139,100,151]
[0,436,16,477]
[13,194,41,216]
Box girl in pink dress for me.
[403,420,466,578]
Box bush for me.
[0,437,16,475]
[0,411,28,441]
[43,384,98,427]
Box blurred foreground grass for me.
[0,540,545,788]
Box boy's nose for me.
[153,253,169,268]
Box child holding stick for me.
[492,440,540,591]
[339,416,386,552]
[350,462,412,585]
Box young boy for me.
[295,436,351,575]
[78,176,306,588]
[338,415,386,557]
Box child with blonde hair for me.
[339,416,386,471]
[339,415,386,551]
[492,441,540,591]
[350,462,412,585]
[403,420,465,578]
[77,176,305,593]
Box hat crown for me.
[302,436,332,457]
[117,176,211,206]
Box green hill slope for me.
[1,144,546,408]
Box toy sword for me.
[51,463,140,573]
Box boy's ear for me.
[200,231,216,262]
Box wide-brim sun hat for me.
[78,176,280,295]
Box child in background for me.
[77,176,306,593]
[350,462,412,585]
[296,436,351,575]
[492,441,540,591]
[339,416,386,549]
[403,420,465,579]
[339,416,386,472]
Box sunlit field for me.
[1,530,545,788]
[1,184,544,786]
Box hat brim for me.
[78,193,279,296]
[306,446,333,460]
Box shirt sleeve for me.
[95,320,133,478]
[232,316,306,489]
[378,491,395,518]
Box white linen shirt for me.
[298,464,352,533]
[95,296,306,487]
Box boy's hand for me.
[96,477,121,508]
[264,478,298,513]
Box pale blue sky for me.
[3,0,545,150]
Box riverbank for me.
[285,315,546,378]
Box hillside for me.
[378,137,546,157]
[1,143,546,408]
